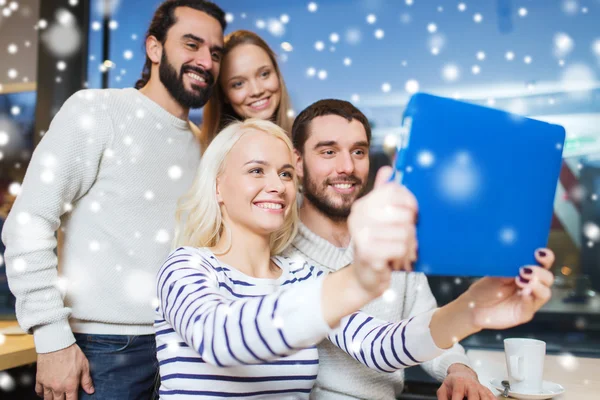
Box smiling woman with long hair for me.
[199,30,293,151]
[155,118,555,399]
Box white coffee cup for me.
[504,338,546,394]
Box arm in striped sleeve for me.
[156,248,331,367]
[327,308,446,373]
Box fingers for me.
[80,360,94,395]
[516,267,553,309]
[451,380,467,400]
[52,392,65,400]
[516,266,554,292]
[436,385,449,400]
[36,381,44,398]
[374,166,394,187]
[534,248,554,269]
[43,386,53,400]
[482,386,497,400]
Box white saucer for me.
[490,378,565,399]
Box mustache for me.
[325,175,363,186]
[181,65,215,86]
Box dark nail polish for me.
[519,276,530,284]
[537,250,547,257]
[523,267,533,275]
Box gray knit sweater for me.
[2,88,201,353]
[282,222,472,400]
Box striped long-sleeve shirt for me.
[155,247,445,399]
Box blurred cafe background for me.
[0,0,599,398]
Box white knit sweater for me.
[282,222,472,400]
[2,88,201,354]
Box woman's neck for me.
[211,223,280,279]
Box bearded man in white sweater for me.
[1,1,226,399]
[285,99,497,400]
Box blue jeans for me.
[74,333,158,400]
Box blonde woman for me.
[155,118,555,399]
[200,30,293,151]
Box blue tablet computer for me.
[392,93,565,277]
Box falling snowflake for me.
[91,21,101,31]
[592,39,600,57]
[317,70,327,80]
[0,372,16,392]
[505,51,515,61]
[499,227,517,244]
[16,212,31,225]
[366,14,376,24]
[472,65,481,74]
[8,69,18,79]
[562,0,579,16]
[405,79,419,93]
[583,222,600,242]
[554,33,574,58]
[458,3,466,12]
[273,317,284,328]
[255,19,266,29]
[329,32,339,43]
[518,8,528,17]
[0,131,8,146]
[345,28,362,45]
[381,82,391,92]
[280,14,289,24]
[281,42,293,52]
[382,289,396,302]
[267,19,285,37]
[169,165,182,180]
[8,182,21,196]
[306,67,316,77]
[13,258,26,272]
[145,191,155,200]
[307,2,318,13]
[417,150,435,167]
[90,201,101,213]
[473,13,483,23]
[438,152,479,202]
[558,352,579,371]
[155,229,170,243]
[442,64,460,81]
[40,170,55,184]
[476,51,485,60]
[343,57,352,66]
[7,43,17,54]
[225,13,234,23]
[374,29,385,39]
[314,41,324,51]
[351,94,360,102]
[427,23,437,33]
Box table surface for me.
[467,349,600,400]
[0,321,36,371]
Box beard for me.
[302,164,367,222]
[158,51,215,109]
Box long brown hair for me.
[200,30,293,153]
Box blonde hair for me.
[174,118,298,255]
[200,30,294,152]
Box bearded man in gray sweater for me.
[1,1,226,399]
[284,99,497,400]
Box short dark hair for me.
[135,0,227,89]
[291,99,371,153]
